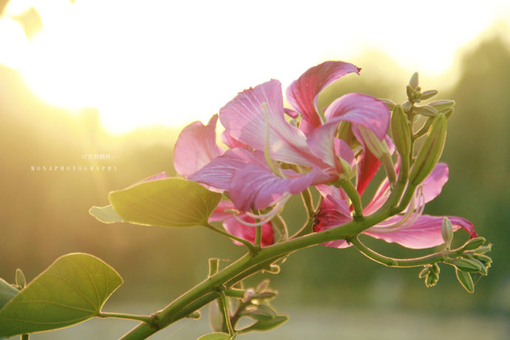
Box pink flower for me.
[178,61,390,212]
[314,163,477,249]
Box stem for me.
[254,225,262,250]
[337,178,364,219]
[217,290,235,336]
[98,312,153,324]
[21,335,29,340]
[291,189,319,238]
[204,223,255,253]
[121,210,392,339]
[350,237,455,267]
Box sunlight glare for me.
[0,0,509,133]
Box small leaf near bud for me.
[462,237,486,251]
[474,243,492,254]
[409,72,419,90]
[455,268,475,293]
[441,218,454,250]
[420,90,439,100]
[413,105,438,117]
[409,114,447,186]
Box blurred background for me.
[0,0,509,339]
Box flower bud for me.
[15,269,26,290]
[409,72,419,90]
[441,218,454,249]
[455,268,474,293]
[409,114,447,186]
[453,258,484,273]
[413,105,438,117]
[391,105,411,158]
[420,90,439,100]
[406,85,415,101]
[462,237,486,251]
[402,101,413,112]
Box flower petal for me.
[174,115,224,177]
[188,148,266,191]
[229,164,317,211]
[365,215,476,249]
[313,193,353,248]
[223,216,274,247]
[325,93,390,141]
[219,79,319,167]
[286,61,360,134]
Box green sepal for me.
[0,253,123,337]
[108,178,222,228]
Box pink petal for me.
[365,215,476,249]
[223,216,274,247]
[313,193,353,248]
[325,93,390,141]
[189,148,266,191]
[219,79,319,167]
[174,115,224,177]
[421,163,449,204]
[229,163,317,211]
[286,61,361,134]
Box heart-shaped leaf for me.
[0,253,123,337]
[0,278,19,310]
[108,178,222,228]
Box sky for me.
[1,0,509,133]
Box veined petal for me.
[420,163,449,204]
[219,79,318,167]
[365,215,476,249]
[223,216,274,247]
[313,193,353,248]
[286,61,361,134]
[174,115,224,177]
[229,163,317,211]
[189,148,266,191]
[325,93,390,141]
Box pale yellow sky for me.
[1,0,509,133]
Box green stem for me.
[21,334,29,340]
[291,189,319,238]
[98,312,153,324]
[217,290,235,336]
[204,223,255,253]
[121,210,394,339]
[337,178,364,219]
[350,237,455,267]
[254,225,262,250]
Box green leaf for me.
[89,205,124,223]
[197,333,230,340]
[0,253,123,337]
[0,278,19,310]
[108,178,222,228]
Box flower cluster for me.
[172,61,476,248]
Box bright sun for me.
[1,0,509,134]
